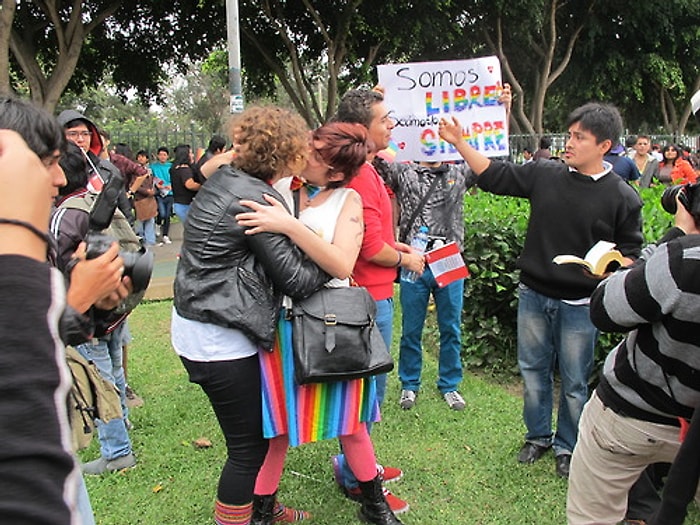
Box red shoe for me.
[381,486,410,514]
[377,463,403,484]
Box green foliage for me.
[461,184,676,376]
[461,191,528,373]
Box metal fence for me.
[109,129,700,163]
[108,130,212,158]
[509,133,700,163]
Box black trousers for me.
[181,354,269,505]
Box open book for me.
[552,240,624,276]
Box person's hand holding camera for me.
[66,242,131,313]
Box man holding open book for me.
[438,103,643,479]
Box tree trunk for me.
[0,0,16,95]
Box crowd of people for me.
[2,80,700,525]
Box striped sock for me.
[272,501,311,522]
[215,500,252,525]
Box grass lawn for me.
[82,299,699,524]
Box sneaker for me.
[382,487,409,514]
[377,463,403,484]
[125,385,144,409]
[82,452,136,475]
[399,389,416,410]
[443,390,466,411]
[344,485,409,514]
[162,235,172,244]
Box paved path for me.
[144,222,183,301]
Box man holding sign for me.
[375,57,510,412]
[438,102,643,479]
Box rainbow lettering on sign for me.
[426,82,503,116]
[419,120,507,156]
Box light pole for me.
[226,0,244,114]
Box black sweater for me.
[0,256,76,524]
[478,159,643,299]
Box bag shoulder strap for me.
[400,170,444,243]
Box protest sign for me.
[377,56,508,162]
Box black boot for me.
[358,475,404,525]
[251,493,276,525]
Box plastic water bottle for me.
[401,226,430,283]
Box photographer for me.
[53,110,150,475]
[566,189,700,524]
[0,128,79,525]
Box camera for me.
[84,171,154,314]
[660,182,700,221]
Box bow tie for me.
[290,175,323,200]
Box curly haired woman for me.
[172,106,330,525]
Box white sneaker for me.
[399,389,416,410]
[443,391,466,411]
[162,235,172,245]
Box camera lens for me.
[661,185,682,215]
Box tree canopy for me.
[1,0,699,135]
[1,0,225,111]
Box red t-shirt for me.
[347,162,396,301]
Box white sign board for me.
[377,57,509,162]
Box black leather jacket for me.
[174,165,330,350]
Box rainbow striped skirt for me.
[259,313,380,447]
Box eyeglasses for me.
[66,131,92,139]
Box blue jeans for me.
[76,323,132,461]
[136,217,156,245]
[398,267,464,394]
[336,297,393,489]
[517,284,596,456]
[173,202,190,226]
[76,473,95,525]
[156,194,174,237]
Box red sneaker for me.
[377,463,403,484]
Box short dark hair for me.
[335,89,384,129]
[0,96,65,160]
[157,146,169,155]
[58,142,88,196]
[539,136,551,149]
[114,142,133,159]
[136,149,149,158]
[207,135,226,153]
[566,103,623,145]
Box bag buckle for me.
[323,314,337,326]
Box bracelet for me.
[395,251,403,267]
[0,218,51,245]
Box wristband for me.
[0,217,50,245]
[395,251,403,267]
